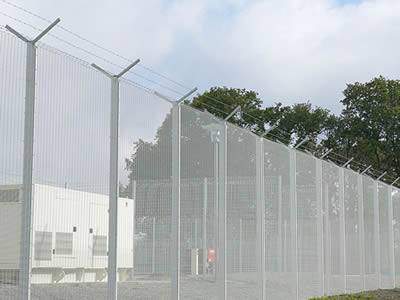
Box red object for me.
[207,248,216,263]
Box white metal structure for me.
[0,184,134,284]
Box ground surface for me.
[311,289,400,300]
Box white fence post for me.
[373,181,381,288]
[5,19,60,300]
[203,177,208,276]
[339,168,347,293]
[171,102,181,300]
[152,216,156,274]
[316,159,324,296]
[388,185,395,288]
[324,183,331,294]
[357,176,365,290]
[216,121,227,300]
[256,137,266,299]
[277,176,283,272]
[289,149,299,300]
[132,180,136,279]
[91,59,140,300]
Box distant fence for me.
[1,24,400,300]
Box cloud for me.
[1,0,400,114]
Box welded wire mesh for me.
[1,25,400,300]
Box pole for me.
[316,159,324,296]
[289,149,299,300]
[91,59,140,300]
[216,121,227,300]
[277,176,283,272]
[108,76,119,300]
[152,216,156,274]
[132,180,136,279]
[171,103,181,299]
[388,185,395,288]
[339,168,347,293]
[203,178,208,276]
[256,137,266,299]
[357,176,365,290]
[373,181,381,288]
[324,183,331,295]
[6,18,61,300]
[239,218,243,273]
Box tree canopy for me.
[121,76,400,195]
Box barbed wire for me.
[0,6,397,186]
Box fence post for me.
[132,180,136,279]
[277,176,283,272]
[256,137,266,299]
[216,121,227,300]
[203,178,208,276]
[5,19,61,300]
[171,102,181,299]
[388,185,395,288]
[357,176,365,290]
[339,168,347,293]
[324,183,331,294]
[152,216,156,274]
[239,218,243,273]
[316,159,324,296]
[289,149,299,300]
[373,181,381,288]
[91,59,140,300]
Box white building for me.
[0,184,134,284]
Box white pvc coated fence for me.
[0,26,400,300]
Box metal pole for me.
[357,176,365,291]
[324,183,331,295]
[316,159,324,296]
[6,19,60,300]
[132,180,136,279]
[289,149,299,299]
[277,176,283,272]
[203,177,208,276]
[373,181,381,288]
[171,103,181,299]
[339,168,347,292]
[256,137,266,299]
[388,185,395,288]
[108,76,120,300]
[217,121,227,300]
[239,218,243,273]
[91,59,139,300]
[152,216,156,274]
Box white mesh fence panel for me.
[322,161,345,295]
[344,169,363,292]
[1,24,400,300]
[378,183,395,289]
[296,151,323,299]
[264,140,297,299]
[0,29,26,300]
[363,176,379,291]
[226,124,257,299]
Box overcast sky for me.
[1,0,400,114]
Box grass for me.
[310,289,400,300]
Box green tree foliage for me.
[122,77,400,195]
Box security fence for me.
[0,23,400,300]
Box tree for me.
[331,76,400,177]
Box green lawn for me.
[310,289,400,300]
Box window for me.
[0,189,19,202]
[92,235,107,256]
[55,232,73,255]
[34,231,52,261]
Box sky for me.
[1,0,400,114]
